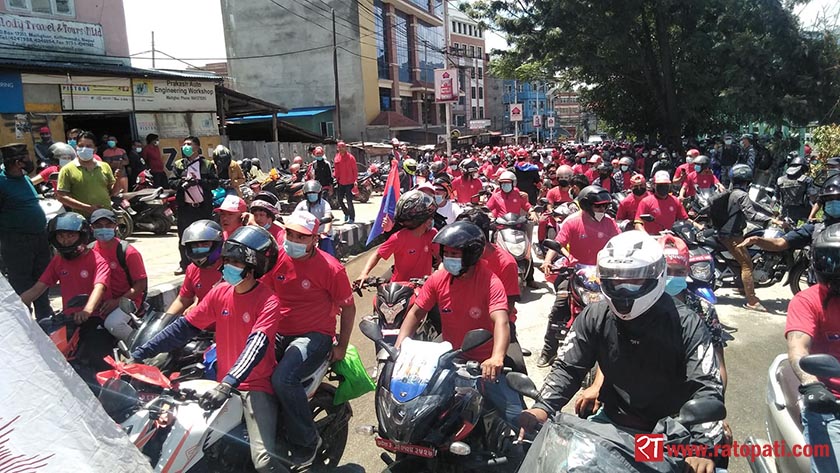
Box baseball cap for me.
[337,140,346,146]
[0,143,27,161]
[687,149,700,158]
[214,195,247,213]
[653,170,672,184]
[39,126,51,134]
[313,146,324,155]
[90,208,117,223]
[284,210,317,236]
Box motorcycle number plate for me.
[164,208,174,217]
[375,437,436,458]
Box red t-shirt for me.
[555,212,620,265]
[481,243,520,322]
[635,194,688,234]
[377,228,439,282]
[585,168,598,183]
[451,176,483,204]
[546,187,572,205]
[572,163,587,175]
[266,222,286,244]
[785,284,840,397]
[38,165,60,190]
[682,171,719,197]
[415,262,509,361]
[93,240,147,309]
[333,152,358,185]
[185,282,281,393]
[141,145,164,173]
[264,249,354,337]
[616,192,647,221]
[481,163,503,179]
[618,171,634,191]
[486,189,531,218]
[674,163,692,181]
[39,250,110,315]
[180,260,223,302]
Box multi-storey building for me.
[447,5,486,130]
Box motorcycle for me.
[744,353,840,473]
[356,319,525,473]
[671,220,718,303]
[507,372,729,473]
[494,213,534,287]
[126,310,215,376]
[356,168,376,203]
[116,187,176,235]
[98,347,352,471]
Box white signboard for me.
[60,83,132,111]
[434,68,458,103]
[0,13,105,56]
[533,115,542,128]
[133,79,217,112]
[190,113,218,136]
[509,104,523,122]
[135,113,159,138]
[469,119,491,129]
[546,116,556,128]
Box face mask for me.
[620,165,629,172]
[135,147,143,153]
[579,158,586,163]
[501,183,513,193]
[263,222,272,230]
[93,227,116,242]
[59,158,72,168]
[694,165,702,172]
[825,200,840,218]
[306,193,319,203]
[471,172,479,179]
[182,145,194,158]
[222,264,246,286]
[442,256,463,275]
[107,140,116,148]
[67,139,77,149]
[633,187,646,196]
[77,147,94,161]
[665,276,688,296]
[315,155,324,161]
[154,140,160,146]
[593,211,606,222]
[724,139,733,145]
[685,157,692,164]
[284,238,309,259]
[558,179,569,187]
[41,135,51,142]
[192,246,211,254]
[20,159,34,174]
[434,194,444,205]
[655,185,670,196]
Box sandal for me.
[743,302,768,312]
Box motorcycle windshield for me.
[389,338,453,403]
[128,311,179,352]
[497,228,528,258]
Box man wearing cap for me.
[674,149,700,188]
[0,143,53,319]
[264,211,356,466]
[635,171,689,234]
[90,209,148,333]
[333,141,357,224]
[739,134,757,172]
[34,126,53,165]
[215,194,249,239]
[170,136,218,275]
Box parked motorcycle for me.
[116,187,176,235]
[356,169,376,203]
[356,319,525,472]
[671,220,718,302]
[494,213,534,287]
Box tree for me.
[467,0,840,147]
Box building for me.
[447,5,487,131]
[501,80,553,139]
[547,88,598,141]
[0,0,225,162]
[221,0,447,143]
[484,73,506,132]
[189,62,234,89]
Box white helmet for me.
[596,231,666,321]
[498,170,517,186]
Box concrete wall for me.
[221,0,368,141]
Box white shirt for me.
[436,200,462,225]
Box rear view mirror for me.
[359,318,383,342]
[506,372,541,400]
[675,398,727,426]
[800,354,840,379]
[460,329,492,353]
[542,239,563,253]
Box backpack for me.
[755,144,773,171]
[708,190,734,229]
[90,240,144,300]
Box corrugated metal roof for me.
[0,58,221,81]
[227,106,335,122]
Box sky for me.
[124,0,836,71]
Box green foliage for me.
[814,124,840,159]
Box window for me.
[379,87,392,111]
[470,66,475,79]
[395,11,410,82]
[417,21,444,83]
[469,45,475,58]
[6,0,74,15]
[407,0,428,11]
[455,115,466,127]
[320,121,335,138]
[477,47,482,58]
[478,67,483,79]
[459,95,465,105]
[401,97,413,119]
[472,106,477,117]
[505,85,512,94]
[479,107,484,119]
[374,1,390,80]
[452,21,457,32]
[471,87,476,99]
[478,87,483,99]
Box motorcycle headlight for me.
[690,262,712,282]
[506,241,526,256]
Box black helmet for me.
[182,219,223,268]
[596,162,612,174]
[48,213,91,259]
[658,152,670,161]
[240,159,252,174]
[812,223,840,291]
[250,157,262,170]
[430,161,446,175]
[730,164,753,185]
[693,155,710,168]
[416,162,430,178]
[432,221,486,274]
[459,158,479,174]
[221,226,279,278]
[455,207,493,240]
[490,155,501,165]
[253,191,279,206]
[577,185,612,218]
[279,157,290,170]
[303,180,323,195]
[395,189,437,229]
[786,157,809,178]
[819,174,840,203]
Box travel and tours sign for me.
[0,13,105,56]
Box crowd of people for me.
[2,129,840,472]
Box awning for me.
[369,111,422,130]
[226,106,334,122]
[0,57,220,81]
[217,86,288,118]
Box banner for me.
[61,83,133,111]
[0,71,24,113]
[0,276,152,472]
[509,104,523,122]
[434,69,458,103]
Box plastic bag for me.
[332,344,375,405]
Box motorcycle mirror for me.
[460,329,493,354]
[506,372,542,400]
[674,398,727,426]
[49,172,59,180]
[171,363,206,382]
[542,239,563,253]
[800,354,840,378]
[66,294,89,309]
[320,217,333,224]
[359,318,384,342]
[640,214,655,222]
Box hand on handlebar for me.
[517,408,549,442]
[574,384,601,418]
[199,382,233,411]
[480,356,504,381]
[736,236,756,249]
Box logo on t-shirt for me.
[668,206,675,212]
[221,309,230,317]
[301,279,311,289]
[275,275,286,281]
[424,246,429,253]
[597,232,605,239]
[242,312,250,323]
[196,282,202,288]
[468,307,482,319]
[109,261,118,269]
[408,249,417,254]
[441,307,452,314]
[80,270,89,279]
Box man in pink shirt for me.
[486,171,535,219]
[333,141,357,223]
[635,171,689,234]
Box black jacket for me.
[169,156,218,211]
[718,187,773,237]
[534,294,724,447]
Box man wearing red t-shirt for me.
[784,224,840,472]
[141,133,167,189]
[486,171,534,219]
[616,174,649,222]
[265,211,356,466]
[167,220,224,315]
[679,156,724,200]
[397,221,524,427]
[333,141,357,223]
[635,171,689,234]
[674,149,700,188]
[451,160,484,204]
[537,186,620,367]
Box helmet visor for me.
[813,246,840,276]
[228,227,273,252]
[600,278,660,300]
[597,257,665,280]
[53,213,86,232]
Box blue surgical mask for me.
[192,246,211,254]
[315,155,324,161]
[68,139,77,149]
[107,140,116,148]
[92,228,115,242]
[77,147,94,161]
[307,193,319,203]
[694,165,702,172]
[825,200,840,218]
[284,238,309,259]
[501,183,513,193]
[620,165,629,172]
[434,194,444,205]
[665,276,688,296]
[182,145,194,158]
[135,147,143,154]
[222,264,246,286]
[442,257,463,275]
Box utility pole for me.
[443,2,452,156]
[332,9,342,139]
[151,31,156,68]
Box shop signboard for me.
[0,13,105,56]
[60,83,132,111]
[133,79,217,112]
[0,71,24,113]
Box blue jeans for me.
[481,374,525,429]
[271,332,333,450]
[318,235,335,256]
[802,408,840,473]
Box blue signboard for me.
[0,72,24,113]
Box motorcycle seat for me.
[775,357,803,431]
[122,188,160,201]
